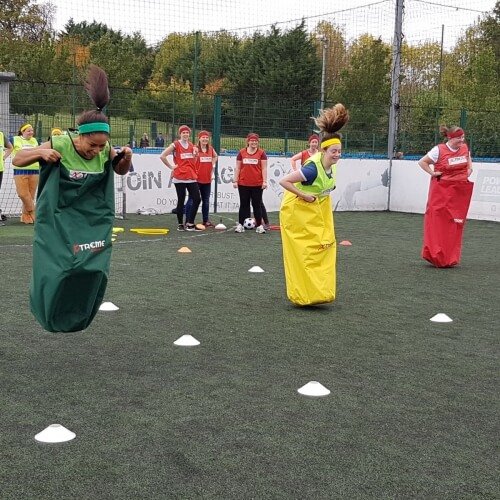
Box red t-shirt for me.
[196,145,216,184]
[173,140,197,180]
[236,148,267,187]
[301,149,312,165]
[435,143,470,181]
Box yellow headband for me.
[321,137,341,149]
[20,124,32,133]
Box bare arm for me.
[279,169,316,203]
[160,143,175,169]
[417,154,442,177]
[211,151,218,179]
[261,159,268,189]
[233,160,241,188]
[467,152,473,177]
[12,141,61,167]
[290,152,302,171]
[3,140,13,160]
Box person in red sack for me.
[417,125,474,268]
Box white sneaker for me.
[234,223,245,233]
[255,225,266,234]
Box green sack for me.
[30,156,115,332]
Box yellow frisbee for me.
[130,228,170,235]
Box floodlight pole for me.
[387,0,404,212]
[387,0,404,160]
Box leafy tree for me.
[333,35,391,149]
[0,0,54,42]
[314,21,348,97]
[61,19,124,45]
[222,22,320,137]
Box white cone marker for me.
[248,266,264,273]
[214,223,227,230]
[99,301,119,311]
[430,313,453,323]
[297,381,331,397]
[35,424,76,443]
[174,334,200,346]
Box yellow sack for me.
[280,192,336,306]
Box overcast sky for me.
[43,0,496,47]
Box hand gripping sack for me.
[280,192,336,305]
[421,178,474,268]
[30,160,115,332]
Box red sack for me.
[422,179,474,268]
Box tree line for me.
[0,0,498,156]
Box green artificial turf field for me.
[1,212,498,499]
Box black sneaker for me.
[177,224,185,231]
[185,223,196,232]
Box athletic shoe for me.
[263,223,271,231]
[204,220,214,227]
[177,224,185,231]
[234,223,245,233]
[185,223,203,232]
[255,225,266,234]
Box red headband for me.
[247,133,259,142]
[447,128,464,139]
[198,130,210,139]
[308,134,320,143]
[178,125,191,134]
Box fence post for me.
[129,124,135,147]
[212,94,222,214]
[151,122,157,143]
[36,120,43,144]
[284,131,288,155]
[460,108,467,130]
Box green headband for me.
[78,122,110,134]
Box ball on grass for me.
[243,218,256,230]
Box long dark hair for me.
[77,65,110,127]
[314,104,350,146]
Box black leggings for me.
[175,183,201,224]
[238,185,263,225]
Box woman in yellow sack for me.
[279,103,349,306]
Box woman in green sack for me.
[12,65,132,332]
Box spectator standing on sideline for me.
[290,134,320,171]
[0,129,13,225]
[139,133,149,148]
[186,130,218,227]
[160,125,201,231]
[155,132,165,148]
[233,132,268,234]
[279,103,349,306]
[11,123,39,224]
[417,125,474,267]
